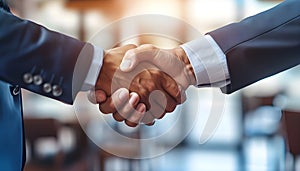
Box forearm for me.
[0,9,96,104]
[209,0,300,93]
[181,0,300,94]
[180,35,230,88]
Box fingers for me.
[160,73,186,104]
[120,44,159,72]
[113,102,146,127]
[99,88,129,114]
[149,90,175,116]
[107,92,146,128]
[92,90,107,104]
[160,92,177,113]
[112,112,125,122]
[125,103,146,127]
[141,111,156,126]
[97,89,170,127]
[97,43,187,127]
[116,92,139,119]
[144,92,175,125]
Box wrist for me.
[174,47,196,86]
[95,50,114,95]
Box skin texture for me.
[120,44,196,89]
[95,44,185,127]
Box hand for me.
[114,44,196,123]
[120,44,196,90]
[89,88,146,127]
[95,44,183,127]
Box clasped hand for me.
[91,44,196,127]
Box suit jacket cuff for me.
[81,45,104,91]
[180,35,230,87]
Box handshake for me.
[91,44,196,127]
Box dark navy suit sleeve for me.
[208,0,300,94]
[0,8,94,104]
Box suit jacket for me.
[208,0,300,93]
[0,1,94,170]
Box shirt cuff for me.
[180,35,230,88]
[81,45,104,91]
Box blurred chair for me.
[282,110,300,171]
[241,93,284,170]
[241,93,282,136]
[23,118,64,171]
[241,94,277,114]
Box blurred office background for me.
[6,0,300,170]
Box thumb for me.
[120,44,160,72]
[120,49,139,72]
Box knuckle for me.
[113,113,124,122]
[157,112,167,119]
[127,44,137,49]
[141,113,152,124]
[146,122,155,126]
[150,69,161,76]
[140,44,155,50]
[166,103,176,113]
[125,120,138,127]
[99,105,111,114]
[166,107,175,113]
[138,88,149,101]
[108,101,117,111]
[129,112,141,121]
[171,83,179,90]
[146,82,156,92]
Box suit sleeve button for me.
[43,83,52,93]
[33,75,43,85]
[52,85,62,97]
[23,73,33,84]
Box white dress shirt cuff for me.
[81,45,104,91]
[180,35,230,87]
